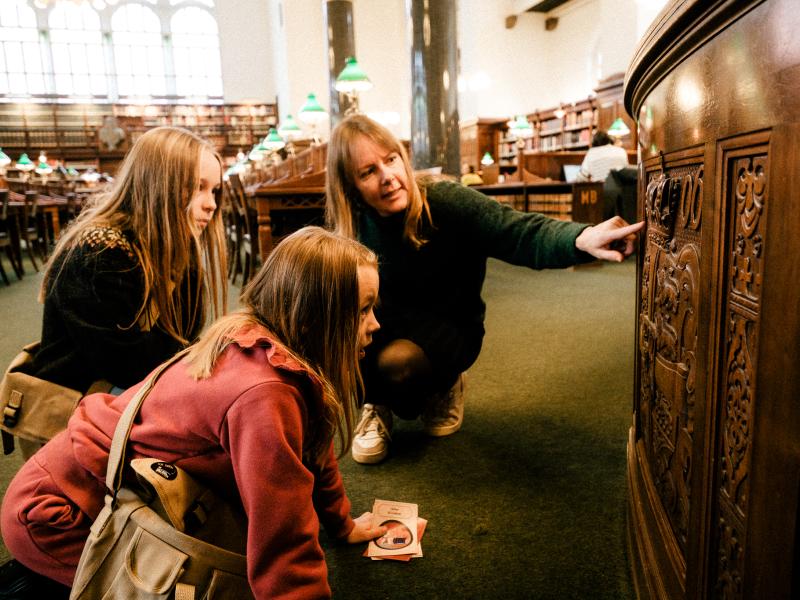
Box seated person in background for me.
[576,130,629,182]
[0,227,385,599]
[325,114,644,465]
[460,164,484,186]
[16,126,228,457]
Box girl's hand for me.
[575,217,645,262]
[345,512,387,544]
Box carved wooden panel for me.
[711,136,769,599]
[639,157,702,558]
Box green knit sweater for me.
[358,181,592,328]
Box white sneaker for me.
[352,403,393,464]
[422,373,466,437]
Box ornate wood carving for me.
[639,162,702,556]
[712,147,768,599]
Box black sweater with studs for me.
[25,226,198,392]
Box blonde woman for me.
[25,126,227,399]
[326,114,644,464]
[1,227,384,598]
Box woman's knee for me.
[375,339,431,385]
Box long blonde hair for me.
[185,226,377,464]
[326,114,432,249]
[41,126,227,343]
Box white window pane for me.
[70,45,87,73]
[208,78,222,97]
[205,50,220,76]
[73,73,90,94]
[134,74,148,90]
[147,46,163,74]
[175,76,188,96]
[150,75,165,95]
[117,74,133,95]
[27,72,45,94]
[52,44,71,73]
[0,74,9,94]
[173,47,188,73]
[49,7,65,29]
[1,5,19,28]
[90,74,106,95]
[1,28,33,43]
[66,7,84,31]
[19,4,37,29]
[88,45,105,73]
[0,49,5,73]
[115,45,131,73]
[8,72,26,93]
[5,43,23,73]
[54,73,72,94]
[22,42,41,72]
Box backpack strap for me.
[105,349,191,499]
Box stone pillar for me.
[408,0,460,175]
[323,0,356,129]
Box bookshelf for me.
[0,101,279,174]
[458,117,507,175]
[459,73,636,181]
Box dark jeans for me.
[362,311,483,419]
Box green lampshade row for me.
[335,56,373,93]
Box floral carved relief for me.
[639,166,702,553]
[714,152,767,599]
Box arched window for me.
[111,3,165,99]
[171,7,222,99]
[1,0,223,103]
[48,1,106,97]
[0,0,46,96]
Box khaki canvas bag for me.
[0,342,112,457]
[70,351,252,600]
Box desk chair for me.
[0,190,23,285]
[603,167,638,223]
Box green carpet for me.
[0,258,636,599]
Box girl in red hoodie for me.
[0,226,384,599]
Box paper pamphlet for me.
[366,499,419,558]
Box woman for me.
[326,114,643,464]
[25,125,228,404]
[1,226,384,599]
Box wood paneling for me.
[625,1,800,598]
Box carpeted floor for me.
[0,258,637,599]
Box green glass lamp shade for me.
[480,152,494,166]
[35,160,53,175]
[299,93,328,124]
[0,148,10,167]
[248,143,266,161]
[263,128,286,151]
[335,56,373,93]
[16,153,34,171]
[278,114,302,140]
[510,115,533,138]
[607,117,630,137]
[67,167,79,177]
